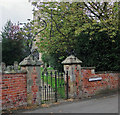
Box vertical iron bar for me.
[66,71,69,99]
[49,85,50,101]
[57,72,59,98]
[55,71,57,102]
[46,72,48,101]
[60,72,62,98]
[50,72,53,101]
[42,72,44,101]
[50,72,52,88]
[45,85,46,102]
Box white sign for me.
[88,77,102,82]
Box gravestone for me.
[14,61,19,72]
[6,66,11,73]
[1,62,6,72]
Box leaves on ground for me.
[41,104,50,108]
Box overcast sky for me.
[0,0,33,31]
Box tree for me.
[32,2,119,53]
[82,2,119,38]
[1,20,29,65]
[32,2,90,53]
[76,2,120,71]
[31,2,89,70]
[75,22,120,71]
[19,17,47,56]
[30,2,120,71]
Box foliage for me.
[82,2,119,38]
[1,20,29,65]
[75,23,120,71]
[41,53,65,71]
[31,2,120,71]
[19,17,47,55]
[32,2,88,53]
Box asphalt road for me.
[23,94,118,113]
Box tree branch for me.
[84,2,100,19]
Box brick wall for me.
[0,66,119,110]
[1,73,27,109]
[81,68,119,96]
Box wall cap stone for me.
[62,55,82,65]
[81,67,96,69]
[95,71,120,74]
[19,55,43,66]
[2,72,27,74]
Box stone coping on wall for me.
[95,71,120,74]
[81,67,96,69]
[81,67,120,74]
[2,72,27,75]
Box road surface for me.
[23,94,118,113]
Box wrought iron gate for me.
[40,70,69,104]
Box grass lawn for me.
[40,67,65,98]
